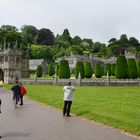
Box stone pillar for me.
[78,72,81,86]
[106,71,110,86]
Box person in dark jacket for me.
[11,80,21,108]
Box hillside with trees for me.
[0,24,140,64]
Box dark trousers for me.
[20,94,23,105]
[13,94,20,104]
[63,101,72,116]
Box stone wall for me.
[20,78,140,86]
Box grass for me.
[5,85,140,136]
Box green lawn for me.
[5,85,140,136]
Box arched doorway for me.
[0,68,4,82]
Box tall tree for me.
[1,25,18,32]
[111,64,116,76]
[36,65,43,78]
[62,29,72,43]
[127,58,138,79]
[75,61,85,79]
[21,25,37,44]
[115,55,129,79]
[58,60,70,78]
[95,63,102,78]
[137,60,140,78]
[72,36,82,45]
[69,45,84,55]
[35,28,55,45]
[82,38,93,46]
[129,37,139,46]
[104,63,111,76]
[48,63,55,76]
[84,62,93,78]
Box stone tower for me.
[0,41,29,83]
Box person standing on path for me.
[19,82,27,106]
[63,81,75,117]
[11,80,21,108]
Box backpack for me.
[21,86,27,95]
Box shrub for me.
[36,65,43,78]
[75,61,85,79]
[95,63,102,78]
[111,64,115,76]
[56,64,59,76]
[48,63,55,76]
[115,55,129,79]
[137,60,140,78]
[58,60,70,78]
[127,58,138,79]
[84,62,93,78]
[104,63,111,76]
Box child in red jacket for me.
[19,82,27,105]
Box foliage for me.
[104,63,111,76]
[0,24,140,62]
[55,35,71,48]
[0,25,22,47]
[115,55,129,79]
[48,63,55,76]
[36,65,43,78]
[95,63,102,78]
[82,38,93,46]
[84,62,93,78]
[129,37,139,46]
[72,36,82,45]
[54,29,72,49]
[30,44,55,63]
[111,64,115,76]
[56,64,59,75]
[62,29,72,43]
[58,60,70,78]
[69,45,84,55]
[137,60,140,78]
[127,58,138,79]
[1,25,18,32]
[35,28,55,45]
[21,25,37,44]
[75,61,85,79]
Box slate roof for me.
[29,59,44,70]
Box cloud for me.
[0,0,140,43]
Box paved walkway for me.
[0,87,139,140]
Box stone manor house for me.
[0,42,29,83]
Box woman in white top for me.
[63,81,75,117]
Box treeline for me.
[0,25,140,63]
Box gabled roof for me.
[29,59,44,70]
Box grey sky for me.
[0,0,140,43]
